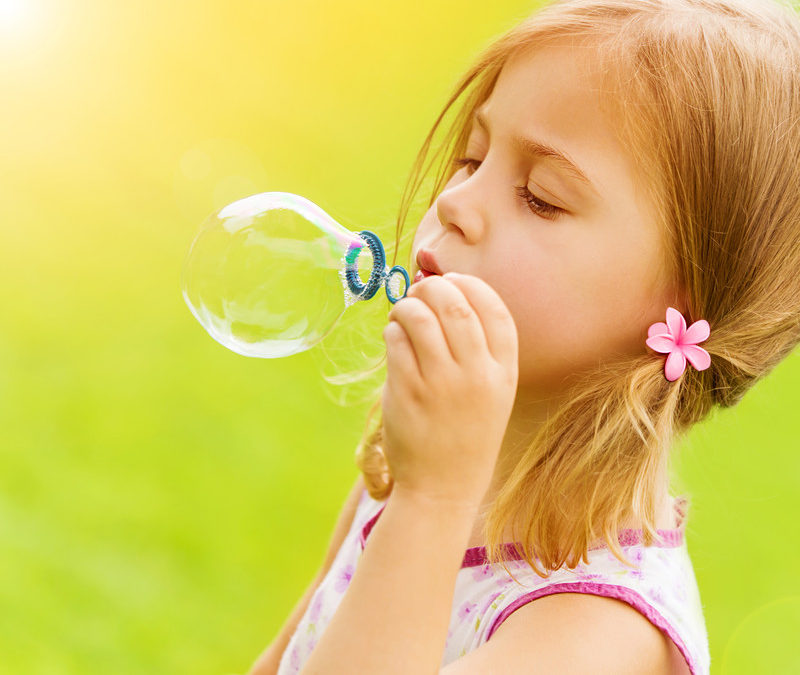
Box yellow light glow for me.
[0,0,36,38]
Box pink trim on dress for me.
[359,496,688,567]
[485,581,698,675]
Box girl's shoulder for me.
[442,495,710,674]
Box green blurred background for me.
[1,0,799,673]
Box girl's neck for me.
[465,388,675,553]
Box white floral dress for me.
[277,488,711,674]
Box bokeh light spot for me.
[721,596,800,674]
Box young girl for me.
[250,0,800,673]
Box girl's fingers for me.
[439,272,518,368]
[402,275,490,366]
[382,319,422,386]
[386,296,452,382]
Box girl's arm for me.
[248,474,366,675]
[298,486,478,675]
[298,273,516,673]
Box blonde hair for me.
[353,0,800,578]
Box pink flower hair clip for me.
[646,307,711,381]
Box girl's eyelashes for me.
[513,185,563,220]
[452,156,565,221]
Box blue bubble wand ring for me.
[343,230,410,305]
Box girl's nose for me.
[435,176,487,244]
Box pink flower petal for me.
[665,307,686,340]
[683,319,710,345]
[647,321,669,338]
[664,349,687,381]
[646,334,675,353]
[682,344,711,371]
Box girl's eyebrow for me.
[473,105,599,196]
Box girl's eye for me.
[452,156,564,221]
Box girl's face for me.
[411,41,683,395]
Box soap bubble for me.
[181,191,410,359]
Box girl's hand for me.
[380,272,519,510]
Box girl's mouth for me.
[413,269,438,284]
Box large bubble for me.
[181,191,409,358]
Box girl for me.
[251,0,800,673]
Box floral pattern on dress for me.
[471,563,493,582]
[334,563,354,593]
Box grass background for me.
[1,0,799,672]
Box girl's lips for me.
[416,248,444,276]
